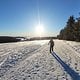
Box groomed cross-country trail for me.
[0,40,80,80]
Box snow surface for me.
[0,40,80,80]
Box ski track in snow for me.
[0,40,80,80]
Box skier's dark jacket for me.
[49,39,54,47]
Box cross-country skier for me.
[49,38,54,53]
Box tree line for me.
[0,36,21,43]
[57,15,80,41]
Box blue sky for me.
[0,0,80,37]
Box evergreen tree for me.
[66,16,75,40]
[75,17,80,41]
[58,15,80,41]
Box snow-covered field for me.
[0,40,80,80]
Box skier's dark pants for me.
[50,45,53,53]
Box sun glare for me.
[35,24,44,36]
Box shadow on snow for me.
[51,51,80,80]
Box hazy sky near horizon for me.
[0,0,80,37]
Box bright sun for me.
[35,24,44,36]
